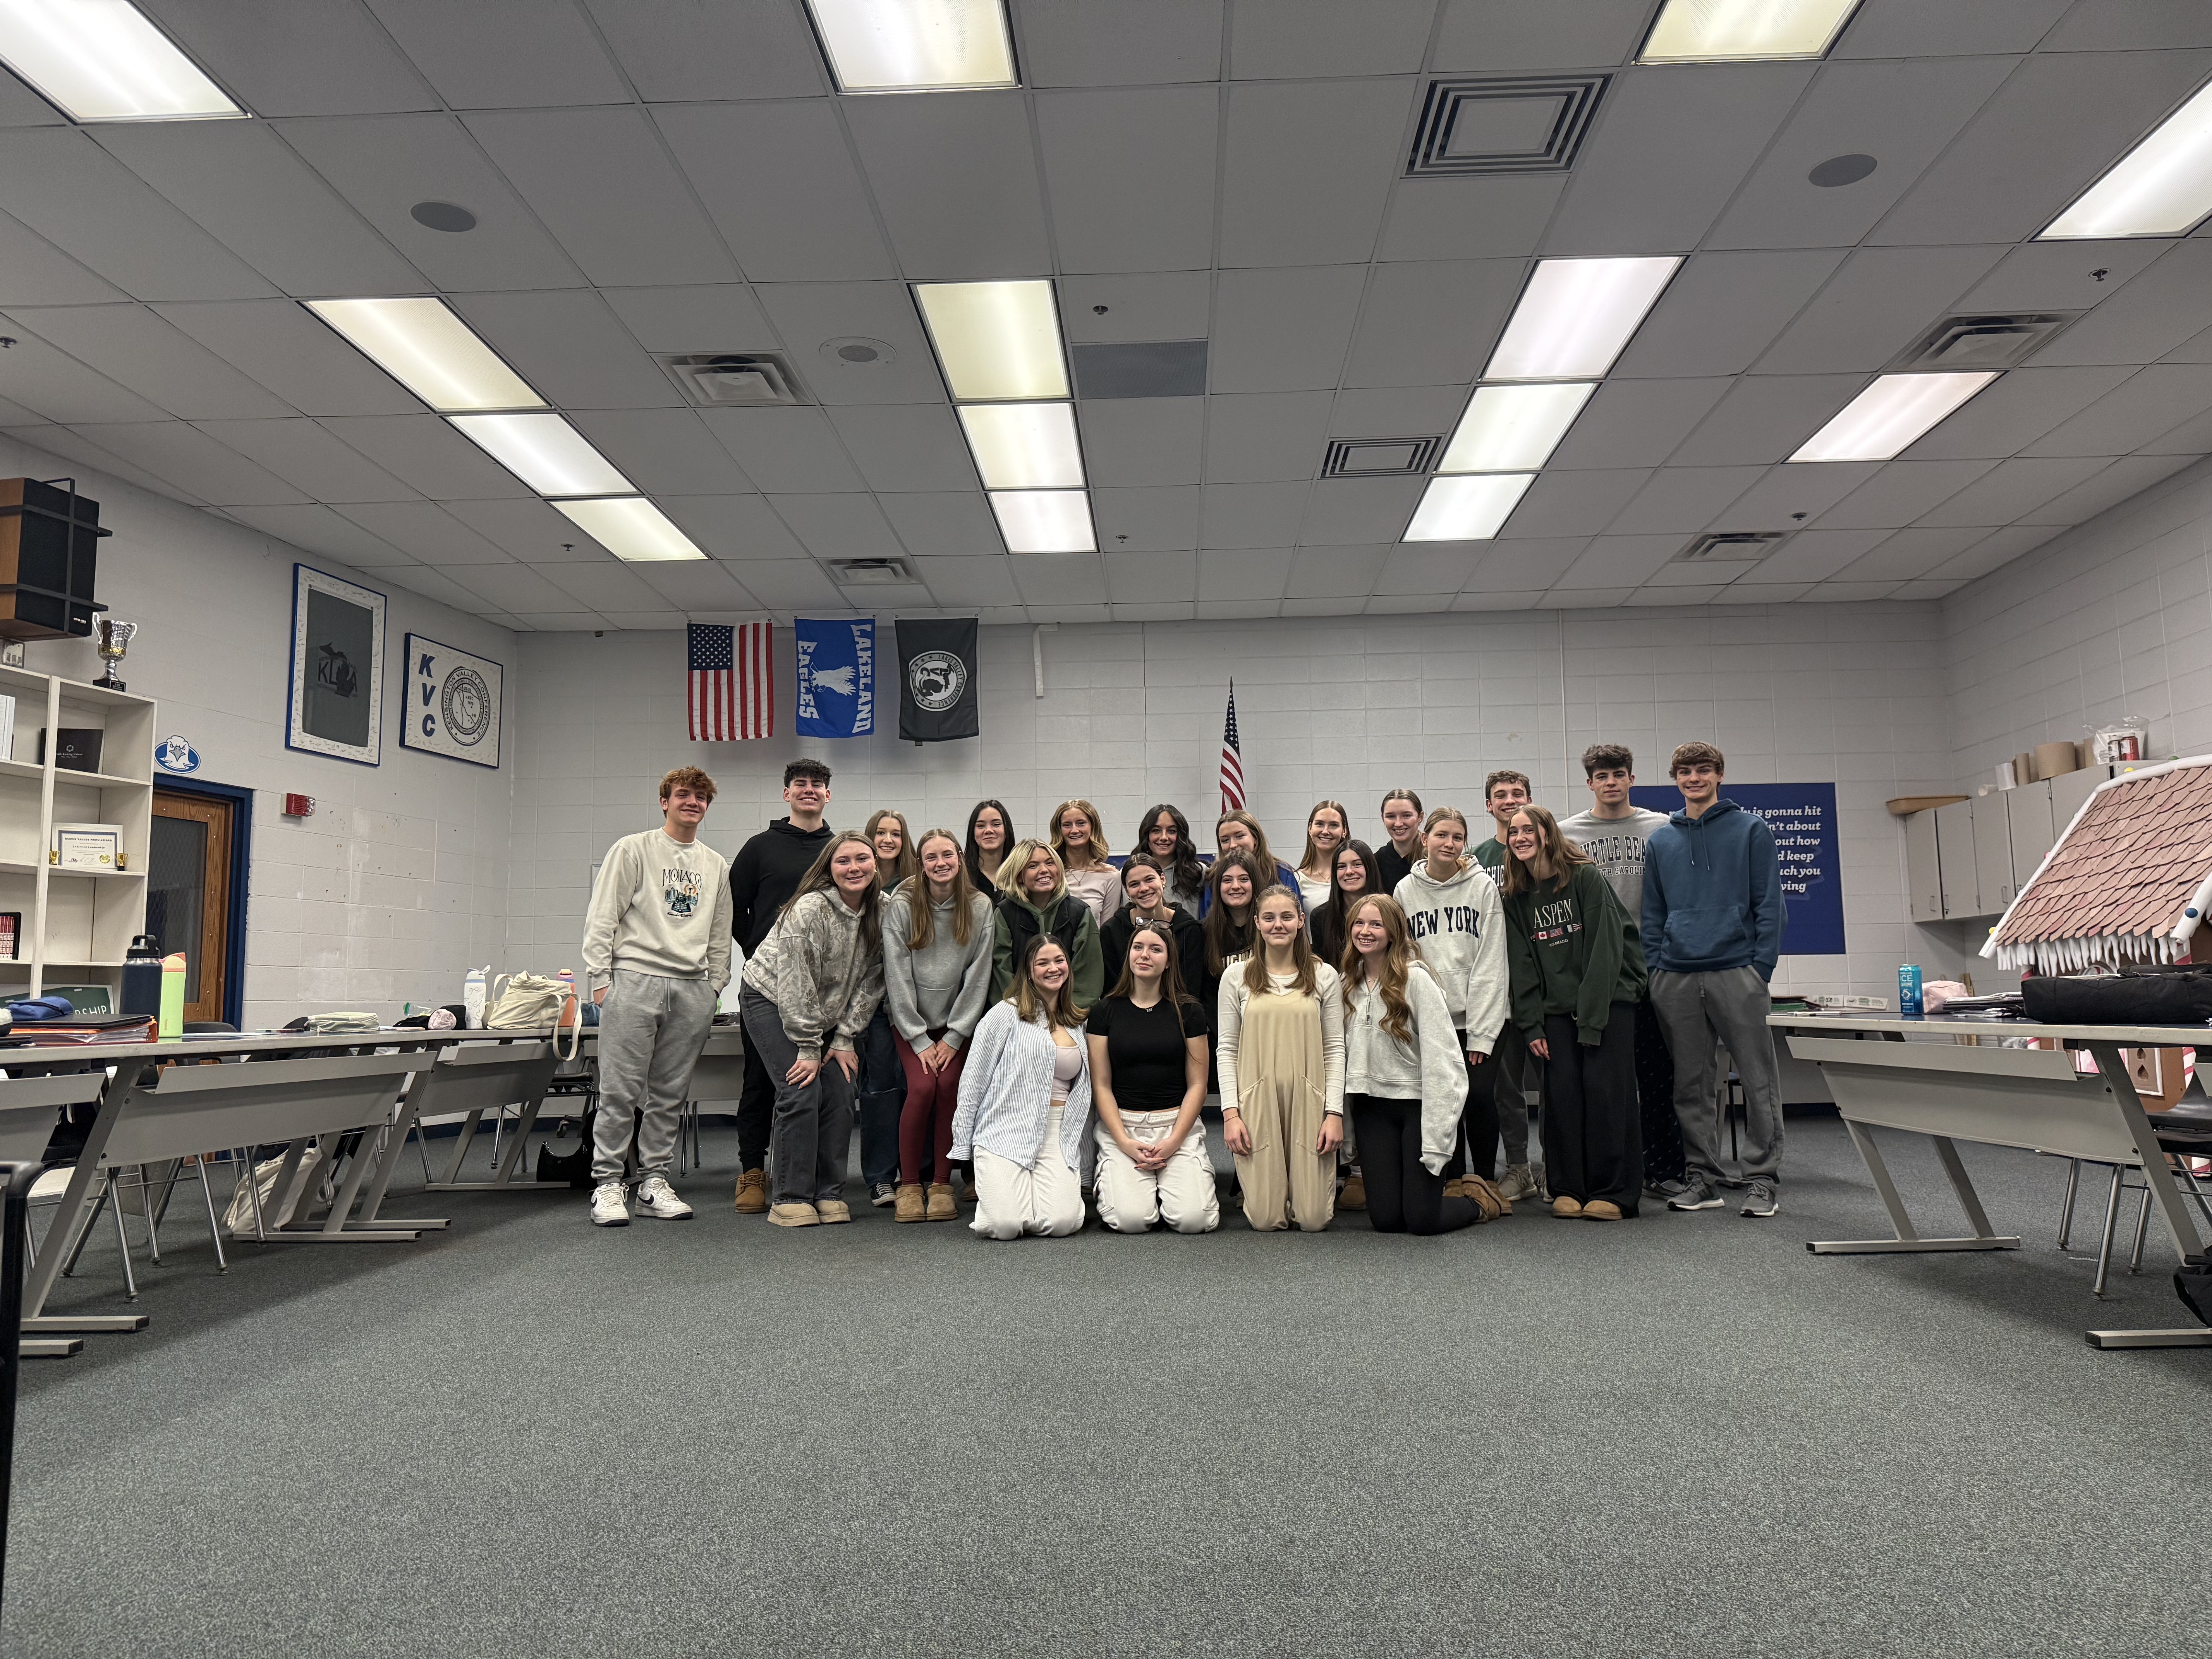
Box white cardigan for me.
[951,999,1092,1172]
[1215,958,1346,1118]
[1345,961,1468,1176]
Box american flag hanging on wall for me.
[688,621,773,741]
[1219,680,1245,813]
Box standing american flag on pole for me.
[688,621,774,740]
[1219,680,1245,813]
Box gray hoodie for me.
[881,887,995,1050]
[1391,859,1510,1054]
[740,888,884,1061]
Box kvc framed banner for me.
[401,633,502,768]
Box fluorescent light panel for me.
[1440,383,1595,474]
[555,497,708,563]
[1788,373,1998,463]
[2043,79,2212,239]
[959,402,1084,489]
[448,413,633,498]
[1404,474,1535,542]
[1484,257,1680,381]
[915,280,1068,401]
[0,0,240,120]
[308,299,543,413]
[805,0,1015,93]
[990,489,1094,553]
[1640,0,1860,63]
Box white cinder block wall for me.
[0,436,516,1028]
[507,603,1953,1002]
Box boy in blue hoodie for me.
[1640,743,1786,1218]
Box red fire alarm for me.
[282,793,314,818]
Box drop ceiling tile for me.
[1926,523,2061,582]
[630,560,767,612]
[1798,580,1900,602]
[437,497,602,561]
[1887,578,1963,601]
[137,0,441,115]
[1717,461,1880,527]
[1060,274,1211,345]
[361,0,629,108]
[6,304,290,419]
[0,211,126,306]
[0,130,276,301]
[909,555,1015,606]
[722,559,843,608]
[1613,251,1844,380]
[155,301,422,417]
[452,290,680,411]
[1431,0,1651,69]
[1286,545,1387,598]
[1551,379,1731,470]
[466,109,740,289]
[1204,392,1334,483]
[0,63,62,126]
[2019,453,2195,524]
[567,409,757,495]
[1277,597,1362,616]
[1112,601,1199,621]
[1020,0,1223,86]
[2025,365,2212,457]
[1671,375,1867,467]
[1081,398,1203,487]
[1874,50,2212,246]
[7,423,198,500]
[222,502,412,566]
[824,404,975,493]
[751,283,943,405]
[1094,486,1200,552]
[1202,482,1310,547]
[844,93,1051,280]
[878,492,1001,558]
[68,421,304,504]
[1957,239,2170,313]
[658,495,811,561]
[656,104,895,284]
[1754,246,2008,376]
[506,611,611,630]
[2045,2,2212,49]
[1545,64,1814,256]
[2032,243,2212,368]
[1461,539,1590,591]
[1015,553,1109,605]
[1198,548,1293,600]
[1328,385,1470,438]
[1606,467,1765,536]
[384,564,519,617]
[1501,469,1651,539]
[1713,581,1811,603]
[1836,526,1990,582]
[1902,366,2137,460]
[1211,266,1368,393]
[1624,586,1725,607]
[0,330,168,424]
[1375,175,1568,263]
[1343,259,1527,388]
[1557,536,1678,589]
[1913,457,2109,527]
[1303,478,1423,546]
[446,562,591,615]
[318,414,534,499]
[700,407,863,493]
[600,286,775,356]
[194,417,418,501]
[1815,459,1997,530]
[1707,57,2015,251]
[1375,544,1486,596]
[580,0,825,99]
[768,493,905,560]
[276,114,586,291]
[1220,80,1410,268]
[1232,0,1439,77]
[1103,551,1197,602]
[1735,528,1888,582]
[1038,88,1218,276]
[1451,590,1544,611]
[1837,0,2071,55]
[335,501,516,563]
[536,557,669,614]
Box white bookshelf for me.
[0,663,152,999]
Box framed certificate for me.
[52,823,121,871]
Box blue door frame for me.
[151,778,252,1032]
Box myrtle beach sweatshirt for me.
[1344,960,1467,1176]
[1558,806,1670,921]
[1503,863,1647,1046]
[880,887,995,1051]
[1391,860,1510,1054]
[740,889,884,1061]
[580,829,733,995]
[1640,799,1786,980]
[729,817,834,955]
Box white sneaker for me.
[590,1180,630,1227]
[635,1175,694,1220]
[1496,1163,1540,1204]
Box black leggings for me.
[1350,1095,1479,1235]
[1446,1033,1501,1182]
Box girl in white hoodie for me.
[1391,807,1510,1195]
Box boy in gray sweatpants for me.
[580,766,734,1226]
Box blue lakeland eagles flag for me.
[794,616,875,739]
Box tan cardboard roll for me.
[2034,740,2079,781]
[2013,750,2036,786]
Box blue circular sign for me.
[156,735,201,774]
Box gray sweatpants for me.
[1648,965,1783,1186]
[591,969,718,1183]
[740,986,855,1207]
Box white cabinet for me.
[2007,781,2055,892]
[1936,799,1976,920]
[1971,793,2014,915]
[2050,763,2112,836]
[1905,806,1942,922]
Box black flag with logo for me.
[896,617,979,742]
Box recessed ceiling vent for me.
[1323,436,1443,477]
[1406,75,1609,176]
[1072,341,1208,400]
[1891,313,2084,373]
[828,558,916,586]
[656,352,812,407]
[1675,531,1786,565]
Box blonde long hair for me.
[1049,798,1111,869]
[1340,894,1418,1045]
[896,828,980,949]
[1499,804,1592,897]
[1421,805,1471,879]
[1240,883,1320,999]
[781,830,883,936]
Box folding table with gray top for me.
[1771,1012,2211,1350]
[376,1035,564,1204]
[0,1073,112,1358]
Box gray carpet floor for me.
[6,1113,2211,1657]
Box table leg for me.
[352,1092,449,1231]
[1930,1135,2018,1247]
[2088,1042,2207,1260]
[437,1110,488,1186]
[21,1097,151,1333]
[2087,1328,2212,1348]
[1808,1121,2021,1254]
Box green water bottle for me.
[159,952,186,1041]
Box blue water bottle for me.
[1898,963,1923,1017]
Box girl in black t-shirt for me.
[1087,919,1218,1234]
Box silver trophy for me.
[94,618,137,690]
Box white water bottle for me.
[463,965,489,1029]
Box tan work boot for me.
[1338,1172,1367,1211]
[1581,1199,1623,1221]
[894,1184,927,1223]
[767,1202,819,1228]
[925,1182,957,1221]
[816,1197,853,1224]
[1551,1194,1584,1218]
[732,1168,769,1213]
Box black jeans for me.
[1633,996,1684,1184]
[855,1004,906,1191]
[1537,1005,1642,1212]
[1448,1032,1501,1183]
[1350,1095,1479,1235]
[736,1039,774,1174]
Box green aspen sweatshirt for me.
[1503,863,1647,1047]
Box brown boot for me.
[1581,1199,1623,1221]
[767,1202,819,1228]
[1551,1194,1584,1219]
[1441,1176,1465,1199]
[1463,1176,1510,1220]
[732,1167,768,1213]
[926,1182,957,1221]
[1338,1172,1367,1211]
[894,1184,927,1223]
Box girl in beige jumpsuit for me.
[1216,884,1345,1231]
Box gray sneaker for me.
[1496,1163,1539,1203]
[1668,1177,1724,1211]
[1740,1180,1780,1218]
[1645,1177,1690,1202]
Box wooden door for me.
[149,790,233,1025]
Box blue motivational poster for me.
[1630,781,1845,957]
[794,617,875,739]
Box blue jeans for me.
[856,1005,906,1190]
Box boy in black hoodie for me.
[729,759,835,1211]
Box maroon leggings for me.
[897,1030,970,1186]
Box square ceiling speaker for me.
[1407,76,1609,176]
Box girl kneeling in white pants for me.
[952,934,1091,1239]
[1088,918,1217,1234]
